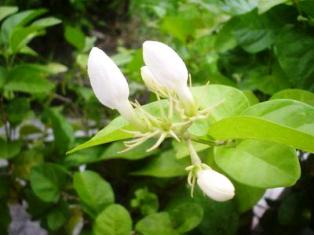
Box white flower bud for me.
[87,47,138,125]
[141,66,166,95]
[142,41,196,115]
[197,169,235,202]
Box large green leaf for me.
[0,6,18,22]
[135,212,179,235]
[93,204,132,235]
[235,183,265,212]
[215,140,300,188]
[207,99,314,152]
[73,171,114,216]
[132,150,189,178]
[30,163,68,202]
[271,89,314,106]
[5,64,55,94]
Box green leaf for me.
[215,140,300,188]
[64,25,86,51]
[132,150,189,177]
[0,6,18,22]
[46,108,74,154]
[5,97,31,125]
[30,163,68,202]
[46,203,69,231]
[221,0,258,15]
[168,202,203,233]
[257,0,288,14]
[93,204,132,235]
[207,99,314,152]
[0,138,21,159]
[232,10,275,53]
[235,183,265,212]
[135,212,179,235]
[73,171,114,216]
[9,26,41,53]
[5,64,55,94]
[31,16,61,28]
[130,188,159,216]
[1,9,47,44]
[13,149,43,180]
[275,28,314,89]
[271,89,314,106]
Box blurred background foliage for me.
[0,0,314,234]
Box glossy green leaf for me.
[0,6,18,22]
[93,204,132,235]
[215,140,300,188]
[73,171,114,216]
[271,89,314,106]
[135,212,179,235]
[207,100,314,152]
[30,163,68,202]
[132,150,189,177]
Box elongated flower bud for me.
[142,41,196,115]
[197,169,235,202]
[141,66,167,96]
[87,47,138,126]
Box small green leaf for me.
[136,212,179,235]
[93,204,132,235]
[30,163,68,202]
[64,25,86,51]
[215,140,300,188]
[130,188,159,216]
[257,0,288,14]
[73,171,114,216]
[0,138,21,159]
[31,17,61,28]
[46,203,69,231]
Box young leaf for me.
[0,6,18,22]
[215,140,300,188]
[93,204,132,235]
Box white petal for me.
[143,41,188,90]
[197,169,235,202]
[141,66,160,91]
[87,47,129,110]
